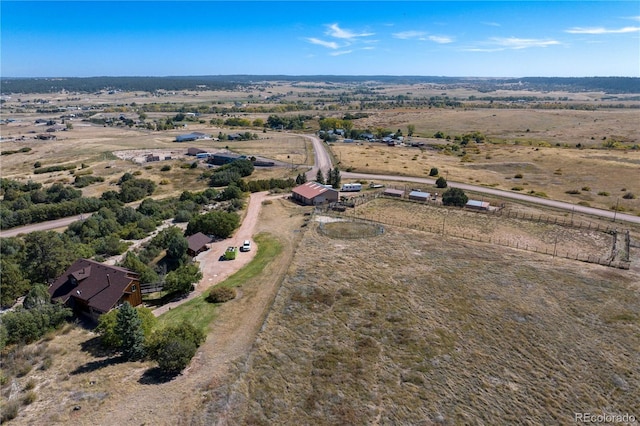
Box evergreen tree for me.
[115,302,146,360]
[315,169,325,185]
[329,167,342,189]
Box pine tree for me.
[115,302,146,360]
[316,169,325,184]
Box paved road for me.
[302,134,333,181]
[0,213,94,238]
[343,172,640,225]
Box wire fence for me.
[315,210,631,270]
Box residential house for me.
[48,258,141,321]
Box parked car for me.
[240,240,251,252]
[224,246,238,260]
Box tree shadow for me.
[71,356,127,375]
[79,336,114,358]
[138,367,180,385]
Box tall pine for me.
[115,302,146,360]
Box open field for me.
[1,81,639,424]
[0,120,309,199]
[215,217,640,425]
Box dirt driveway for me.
[152,191,268,316]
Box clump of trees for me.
[96,304,205,375]
[204,159,254,187]
[186,210,240,239]
[442,188,468,207]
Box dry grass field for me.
[2,83,639,424]
[216,216,640,425]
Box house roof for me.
[187,232,213,253]
[49,258,139,314]
[384,188,405,196]
[292,181,337,200]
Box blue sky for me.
[1,1,639,77]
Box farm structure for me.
[187,147,207,156]
[292,181,339,206]
[175,132,210,142]
[341,183,362,192]
[48,258,142,322]
[409,190,431,202]
[209,153,247,165]
[186,232,213,257]
[466,199,491,211]
[383,188,405,198]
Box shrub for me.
[598,191,610,196]
[22,391,37,406]
[147,322,205,374]
[565,189,581,195]
[160,165,171,172]
[429,167,439,176]
[581,186,591,191]
[435,176,447,188]
[514,173,523,179]
[1,400,19,422]
[622,192,636,199]
[206,287,236,304]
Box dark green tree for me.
[442,188,469,207]
[147,321,205,374]
[164,264,202,296]
[115,302,146,360]
[315,169,325,185]
[436,176,448,188]
[429,167,439,176]
[22,284,50,310]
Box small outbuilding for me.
[409,190,431,202]
[466,200,490,210]
[186,232,213,257]
[291,181,339,205]
[383,188,405,198]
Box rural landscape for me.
[1,75,639,425]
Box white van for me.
[240,240,251,252]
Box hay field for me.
[220,219,640,425]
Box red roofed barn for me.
[291,181,339,206]
[48,258,142,321]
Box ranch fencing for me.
[316,210,631,270]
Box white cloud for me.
[428,35,453,44]
[306,38,339,49]
[565,26,640,34]
[482,21,501,27]
[326,23,374,40]
[489,37,561,49]
[330,50,353,56]
[393,30,427,40]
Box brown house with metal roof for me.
[291,181,339,206]
[186,232,213,257]
[48,258,142,321]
